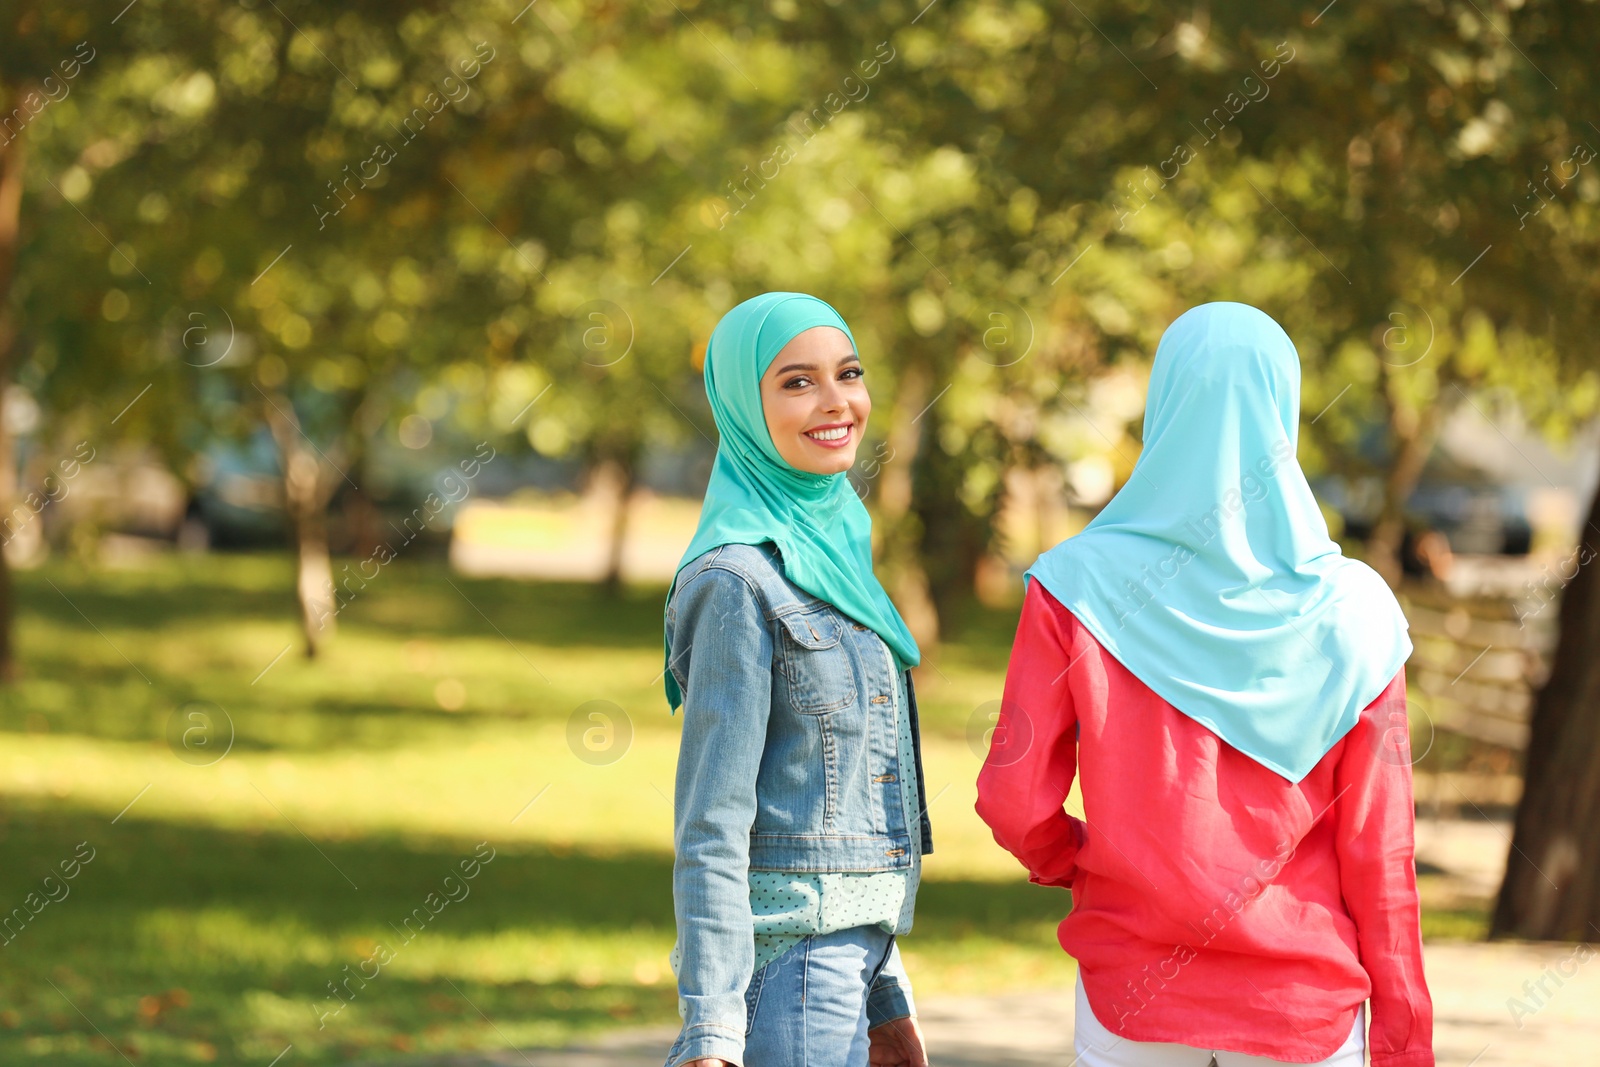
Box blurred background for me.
[2,1,1600,1064]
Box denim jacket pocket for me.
[773,606,858,714]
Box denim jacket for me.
[665,541,934,1063]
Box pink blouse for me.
[976,580,1434,1067]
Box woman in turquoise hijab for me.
[660,293,932,1067]
[976,302,1433,1066]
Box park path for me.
[388,939,1599,1067]
[385,819,1597,1066]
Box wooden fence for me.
[1399,554,1568,751]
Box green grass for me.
[0,552,1486,1064]
[0,553,1075,1065]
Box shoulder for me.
[1019,575,1110,664]
[670,542,786,620]
[1023,575,1082,630]
[702,541,786,583]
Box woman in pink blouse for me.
[976,303,1433,1067]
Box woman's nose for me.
[816,379,850,414]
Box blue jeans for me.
[664,926,911,1067]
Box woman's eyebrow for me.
[773,352,860,376]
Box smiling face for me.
[759,325,870,475]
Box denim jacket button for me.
[885,848,905,857]
[870,695,889,704]
[872,773,896,783]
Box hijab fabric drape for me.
[663,292,920,712]
[1024,302,1412,781]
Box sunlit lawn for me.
[0,552,1485,1065]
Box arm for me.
[867,939,917,1027]
[868,942,928,1067]
[975,579,1087,889]
[1332,670,1435,1067]
[667,565,774,1067]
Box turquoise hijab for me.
[663,292,920,712]
[1025,302,1411,782]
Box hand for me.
[868,1014,929,1066]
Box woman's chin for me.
[789,444,858,476]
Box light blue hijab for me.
[663,292,920,712]
[1025,302,1411,781]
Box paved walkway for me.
[383,940,1599,1066]
[388,819,1597,1066]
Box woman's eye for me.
[784,376,813,389]
[840,367,863,380]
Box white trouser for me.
[1074,974,1366,1066]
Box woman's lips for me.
[803,423,853,448]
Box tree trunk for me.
[0,97,27,682]
[875,358,940,653]
[1365,376,1445,586]
[343,390,386,558]
[288,475,336,657]
[912,401,1002,637]
[1491,481,1600,941]
[599,453,636,597]
[262,390,339,657]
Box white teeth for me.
[806,426,850,442]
